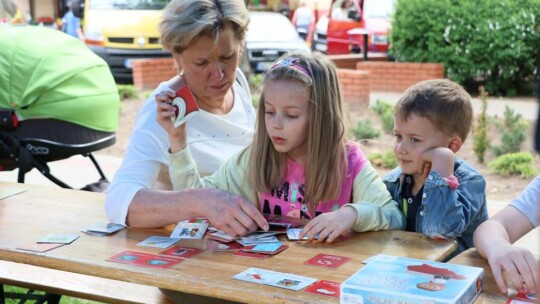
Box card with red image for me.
[159,246,204,259]
[506,292,537,304]
[303,280,340,298]
[304,253,351,269]
[107,250,183,269]
[234,250,270,259]
[171,85,199,127]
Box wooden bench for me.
[0,261,172,304]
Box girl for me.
[157,53,405,242]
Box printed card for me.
[37,234,79,244]
[232,268,279,285]
[17,243,64,253]
[265,273,318,291]
[242,243,288,255]
[234,250,270,259]
[170,222,208,239]
[159,246,204,259]
[171,86,199,127]
[304,254,351,269]
[107,250,183,269]
[303,280,341,298]
[85,222,125,234]
[136,236,180,248]
[206,240,243,251]
[207,231,237,242]
[506,292,537,304]
[286,228,318,241]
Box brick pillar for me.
[132,58,177,91]
[356,62,444,92]
[337,69,371,108]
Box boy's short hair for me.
[394,79,473,142]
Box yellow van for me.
[73,0,171,82]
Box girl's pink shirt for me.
[259,141,368,218]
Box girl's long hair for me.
[247,53,347,209]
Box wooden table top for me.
[449,228,540,303]
[0,181,457,304]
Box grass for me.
[3,285,104,304]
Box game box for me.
[340,255,484,304]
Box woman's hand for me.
[486,243,538,294]
[155,90,187,153]
[299,206,357,243]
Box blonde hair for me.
[394,79,473,142]
[247,53,347,208]
[159,0,249,53]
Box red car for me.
[312,0,395,55]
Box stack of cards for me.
[286,228,319,241]
[18,234,80,253]
[82,222,125,236]
[233,267,317,291]
[234,242,289,259]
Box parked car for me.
[311,0,395,55]
[242,12,310,75]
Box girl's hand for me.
[487,243,539,294]
[299,206,357,243]
[155,91,187,153]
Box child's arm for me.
[299,162,405,243]
[473,206,537,294]
[347,162,407,231]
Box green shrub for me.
[390,0,540,96]
[371,100,394,134]
[351,120,380,140]
[117,85,138,99]
[473,86,490,163]
[368,150,398,169]
[488,152,537,178]
[491,106,528,156]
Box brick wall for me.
[356,62,444,92]
[330,54,389,70]
[132,58,176,91]
[337,69,370,108]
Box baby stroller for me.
[0,25,120,191]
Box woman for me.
[105,0,267,236]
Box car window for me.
[247,13,299,41]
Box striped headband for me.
[269,58,311,77]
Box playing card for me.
[233,250,270,259]
[207,231,237,242]
[170,222,208,239]
[303,280,340,298]
[136,236,180,248]
[107,250,183,269]
[242,243,288,255]
[17,243,64,253]
[506,292,537,304]
[159,246,204,259]
[171,86,199,127]
[265,273,317,291]
[286,228,318,241]
[85,222,125,234]
[37,234,79,244]
[231,268,279,284]
[206,240,243,251]
[304,253,351,269]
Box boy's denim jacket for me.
[383,158,488,254]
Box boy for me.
[383,79,488,254]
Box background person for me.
[158,53,405,243]
[105,0,268,236]
[331,0,353,20]
[291,0,314,42]
[61,1,83,39]
[0,0,23,24]
[383,79,488,255]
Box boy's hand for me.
[418,147,455,178]
[299,206,357,243]
[156,91,187,153]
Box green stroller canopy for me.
[0,25,119,132]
